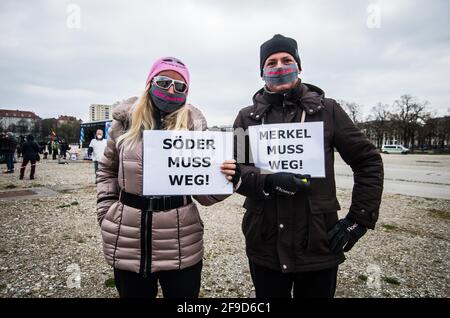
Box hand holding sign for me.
[249,122,325,178]
[143,130,234,195]
[264,172,311,196]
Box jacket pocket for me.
[101,201,119,228]
[307,196,340,254]
[309,196,341,214]
[242,199,265,245]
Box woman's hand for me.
[220,159,241,188]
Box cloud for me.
[20,83,100,99]
[0,0,449,125]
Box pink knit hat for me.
[145,57,190,88]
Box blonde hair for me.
[117,87,189,148]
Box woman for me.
[19,134,40,180]
[96,57,240,298]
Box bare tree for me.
[390,94,429,149]
[367,103,391,148]
[338,100,362,124]
[436,116,450,149]
[31,120,41,138]
[16,119,29,135]
[417,112,435,149]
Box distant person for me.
[88,129,107,173]
[47,141,52,156]
[0,133,4,166]
[19,134,40,180]
[16,136,25,158]
[2,132,18,174]
[52,141,59,160]
[43,142,50,160]
[60,139,70,159]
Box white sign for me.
[143,130,233,195]
[248,122,325,177]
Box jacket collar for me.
[247,82,326,121]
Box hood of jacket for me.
[248,81,326,121]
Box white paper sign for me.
[143,130,233,195]
[248,122,325,177]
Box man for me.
[233,34,384,298]
[52,141,59,160]
[2,132,18,173]
[19,134,40,180]
[60,139,70,160]
[88,129,107,173]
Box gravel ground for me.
[0,158,449,298]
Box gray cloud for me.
[0,0,449,125]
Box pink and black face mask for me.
[149,86,187,113]
[262,64,299,86]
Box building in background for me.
[0,109,41,133]
[57,115,79,125]
[360,115,450,151]
[89,104,113,121]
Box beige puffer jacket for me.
[96,97,227,275]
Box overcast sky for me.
[1,0,449,125]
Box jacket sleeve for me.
[233,110,269,200]
[191,106,231,206]
[332,101,384,229]
[96,121,121,225]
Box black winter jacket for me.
[233,81,384,273]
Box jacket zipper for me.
[176,209,181,270]
[140,137,149,278]
[143,211,149,278]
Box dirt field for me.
[0,157,449,298]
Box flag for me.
[80,127,84,144]
[104,122,112,140]
[51,128,56,141]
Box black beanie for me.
[260,34,301,76]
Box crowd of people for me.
[0,133,77,180]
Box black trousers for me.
[20,159,36,179]
[249,260,338,298]
[113,261,202,298]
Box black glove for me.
[264,172,310,196]
[231,163,241,187]
[327,217,367,253]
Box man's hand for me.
[327,217,367,253]
[264,172,310,196]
